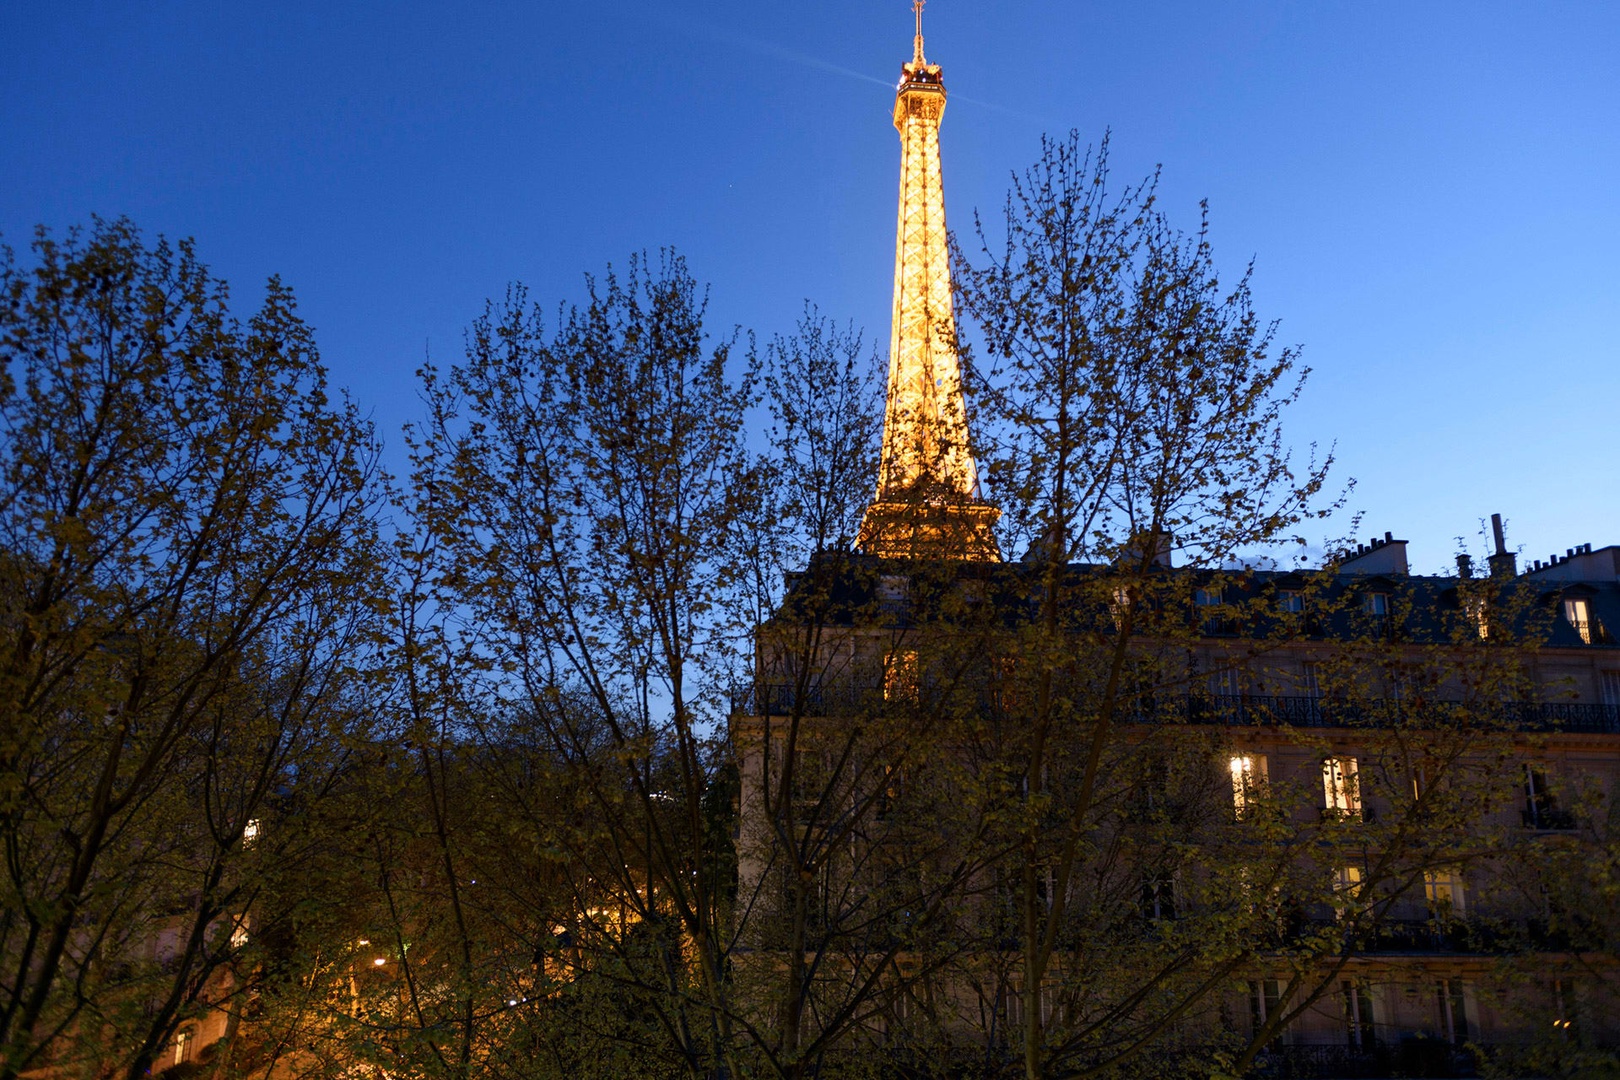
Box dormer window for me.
[1195,587,1234,635]
[1279,590,1304,614]
[1565,598,1593,644]
[1363,593,1389,617]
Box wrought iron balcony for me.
[732,684,1620,734]
[1258,1040,1477,1079]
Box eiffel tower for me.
[856,1,1000,562]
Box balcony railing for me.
[1257,1041,1477,1079]
[732,685,1620,734]
[1522,807,1578,830]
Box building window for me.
[1424,868,1466,917]
[1601,671,1620,708]
[242,818,260,848]
[1564,598,1593,644]
[1249,979,1285,1047]
[1001,983,1024,1041]
[1299,661,1322,700]
[1140,872,1177,920]
[883,649,918,703]
[1552,978,1578,1035]
[1279,590,1304,614]
[1364,592,1389,617]
[1435,979,1470,1045]
[1322,756,1361,820]
[1209,667,1242,700]
[1034,862,1059,911]
[1330,865,1363,922]
[1523,765,1572,829]
[877,574,909,612]
[231,913,251,949]
[788,747,829,820]
[173,1029,193,1067]
[1466,596,1490,640]
[1110,586,1131,630]
[1196,586,1234,634]
[1038,982,1063,1026]
[1230,754,1267,819]
[1342,980,1376,1050]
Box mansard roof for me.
[769,549,1620,651]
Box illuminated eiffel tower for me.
[856,1,1000,562]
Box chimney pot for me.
[1487,513,1517,577]
[1457,554,1473,579]
[1385,531,1393,543]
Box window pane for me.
[1565,598,1593,644]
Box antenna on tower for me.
[913,0,927,65]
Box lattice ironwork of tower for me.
[856,1,1000,562]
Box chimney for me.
[1121,529,1173,570]
[1456,553,1473,580]
[1487,513,1517,578]
[1339,530,1408,575]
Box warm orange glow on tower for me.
[857,1,1000,561]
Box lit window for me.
[1230,754,1267,818]
[1424,869,1466,916]
[243,819,260,847]
[231,914,250,949]
[1332,865,1363,921]
[1279,590,1304,614]
[173,1030,191,1067]
[1410,761,1440,803]
[1322,756,1361,819]
[1564,598,1593,644]
[883,649,918,702]
[1110,586,1131,630]
[1467,597,1489,640]
[1552,978,1578,1034]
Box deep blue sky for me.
[4,2,1617,572]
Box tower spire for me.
[856,3,1000,562]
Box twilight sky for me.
[4,1,1617,572]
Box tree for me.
[0,219,386,1080]
[947,133,1547,1079]
[389,264,1012,1080]
[395,253,760,1078]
